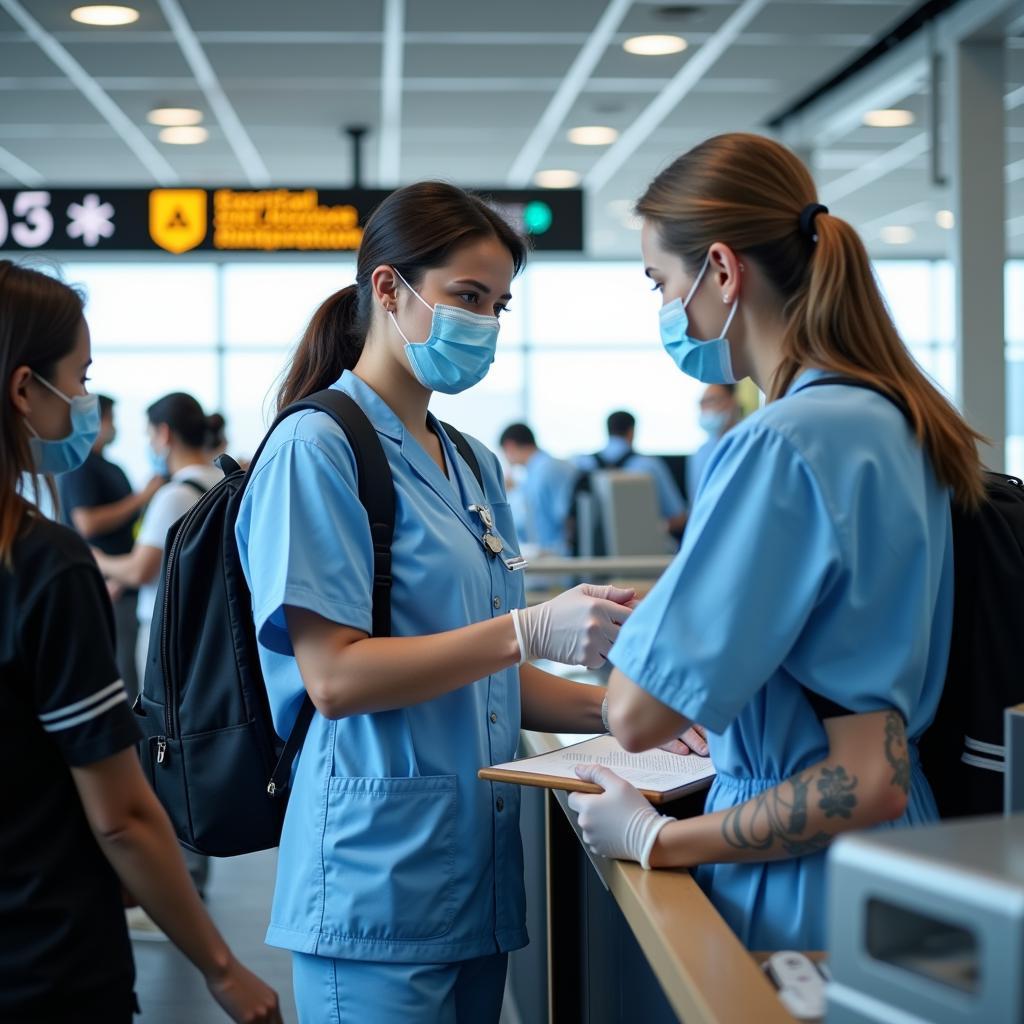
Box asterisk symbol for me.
[67,193,115,247]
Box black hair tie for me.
[799,202,828,242]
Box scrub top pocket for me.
[320,774,458,944]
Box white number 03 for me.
[0,191,54,248]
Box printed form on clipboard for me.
[479,734,715,805]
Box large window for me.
[50,257,1022,484]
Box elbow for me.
[876,782,909,822]
[90,805,147,845]
[608,702,652,753]
[305,676,352,721]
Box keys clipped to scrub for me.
[468,504,528,572]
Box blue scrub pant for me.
[291,951,508,1024]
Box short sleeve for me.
[238,429,374,656]
[57,461,100,516]
[136,484,194,549]
[610,426,842,734]
[22,565,140,766]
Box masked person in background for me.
[685,383,742,501]
[0,261,281,1024]
[58,394,165,701]
[236,182,634,1024]
[568,133,983,952]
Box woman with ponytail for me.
[235,182,635,1022]
[568,133,982,951]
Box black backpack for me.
[800,376,1024,817]
[134,388,482,856]
[565,448,633,556]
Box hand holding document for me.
[479,734,715,805]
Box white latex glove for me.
[567,764,672,869]
[510,584,634,669]
[659,724,709,757]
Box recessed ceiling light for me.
[147,107,204,127]
[936,209,955,230]
[159,125,209,145]
[863,108,915,128]
[533,169,580,189]
[70,5,139,26]
[568,125,619,146]
[623,34,688,56]
[881,225,915,245]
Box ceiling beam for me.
[585,0,770,195]
[506,0,634,187]
[819,134,930,206]
[0,0,177,185]
[156,0,271,187]
[0,143,43,186]
[378,0,405,187]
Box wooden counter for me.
[515,730,800,1024]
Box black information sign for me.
[0,187,583,255]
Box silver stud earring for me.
[723,294,730,303]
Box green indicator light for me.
[523,201,553,235]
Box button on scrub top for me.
[610,369,953,950]
[236,371,527,962]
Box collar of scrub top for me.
[332,371,520,565]
[786,366,837,397]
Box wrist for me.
[201,943,234,984]
[507,609,527,665]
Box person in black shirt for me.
[0,260,282,1024]
[57,394,164,700]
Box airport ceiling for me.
[0,0,1022,257]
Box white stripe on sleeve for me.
[41,692,128,733]
[38,680,125,723]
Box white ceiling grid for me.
[0,0,1019,256]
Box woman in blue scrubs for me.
[235,182,634,1022]
[569,133,985,951]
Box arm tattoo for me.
[817,766,858,818]
[884,711,911,795]
[721,770,835,858]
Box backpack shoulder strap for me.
[439,421,484,490]
[797,375,911,422]
[262,388,396,796]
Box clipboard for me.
[478,734,715,806]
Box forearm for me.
[94,796,232,980]
[649,719,909,868]
[520,664,604,733]
[94,548,159,588]
[302,613,522,718]
[74,493,145,538]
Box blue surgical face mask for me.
[147,446,169,478]
[389,268,500,395]
[26,373,100,476]
[659,253,739,385]
[699,409,730,437]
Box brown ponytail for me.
[277,285,362,412]
[276,181,528,414]
[636,132,985,508]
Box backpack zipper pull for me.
[156,737,167,764]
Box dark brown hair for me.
[277,182,528,412]
[147,392,220,450]
[0,261,85,561]
[636,132,985,508]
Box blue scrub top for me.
[686,433,719,503]
[575,438,686,521]
[236,371,528,963]
[518,449,577,554]
[610,369,953,951]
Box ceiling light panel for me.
[623,34,688,56]
[147,107,204,127]
[863,108,915,128]
[533,169,581,188]
[70,6,140,27]
[159,125,208,145]
[568,125,619,145]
